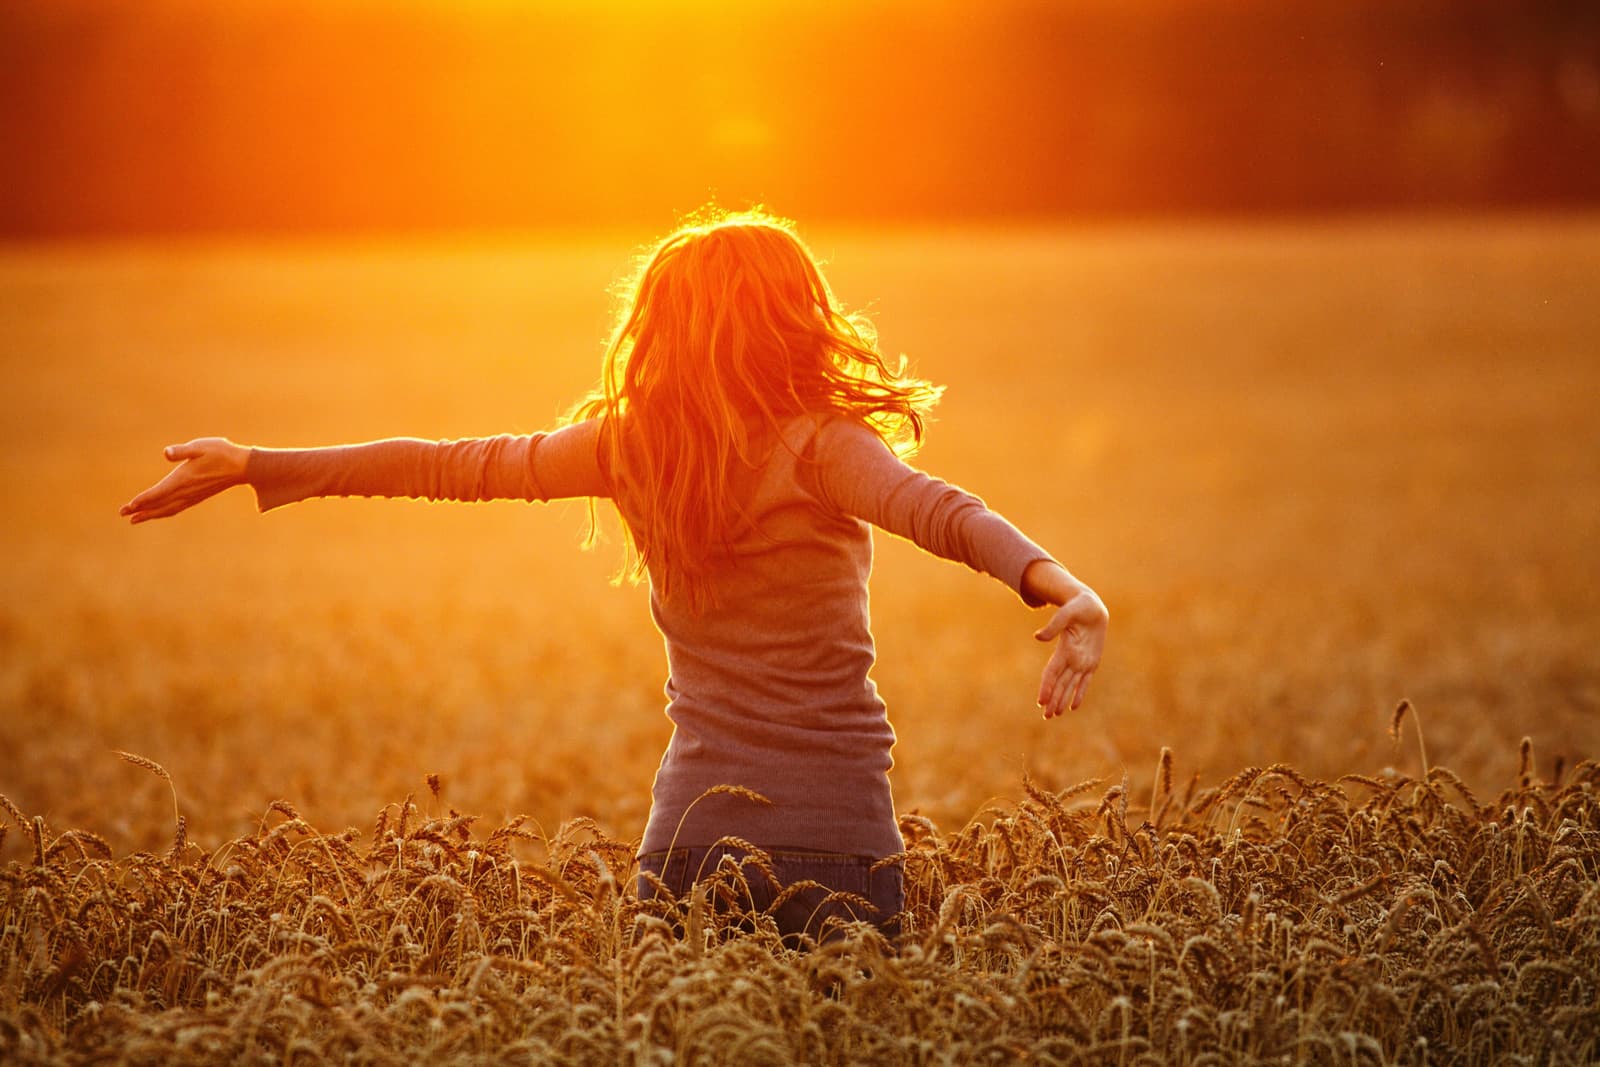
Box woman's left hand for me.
[1034,587,1109,719]
[119,437,251,524]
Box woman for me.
[120,209,1108,944]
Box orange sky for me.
[2,0,1596,235]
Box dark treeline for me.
[2,0,1597,237]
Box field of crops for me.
[3,215,1598,1061]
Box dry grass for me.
[1,215,1598,1060]
[2,746,1596,1064]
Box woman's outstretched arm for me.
[812,417,1107,719]
[120,422,607,524]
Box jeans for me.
[637,844,904,946]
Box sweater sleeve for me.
[245,419,608,513]
[811,418,1056,606]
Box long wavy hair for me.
[570,208,942,609]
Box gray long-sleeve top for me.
[247,413,1054,857]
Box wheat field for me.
[2,215,1598,1062]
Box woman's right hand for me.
[119,437,251,524]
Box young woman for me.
[120,209,1108,943]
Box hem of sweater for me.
[638,776,902,858]
[638,822,905,860]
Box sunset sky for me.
[2,0,1596,235]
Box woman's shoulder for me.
[755,411,875,472]
[801,411,892,461]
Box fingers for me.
[1038,669,1095,719]
[120,488,162,516]
[136,500,189,522]
[1047,671,1070,718]
[1037,637,1081,715]
[121,464,188,516]
[121,473,198,521]
[124,493,185,523]
[1070,669,1094,711]
[1038,658,1098,719]
[120,488,162,517]
[121,448,188,515]
[1037,656,1062,707]
[124,489,201,523]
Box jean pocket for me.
[767,851,871,897]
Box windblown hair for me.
[570,208,942,609]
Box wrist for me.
[227,441,252,485]
[1022,559,1085,607]
[1023,562,1106,629]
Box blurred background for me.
[3,0,1598,236]
[3,0,1599,850]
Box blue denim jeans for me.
[637,844,904,945]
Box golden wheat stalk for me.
[170,814,187,863]
[115,750,183,843]
[1390,699,1429,777]
[0,792,27,829]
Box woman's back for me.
[630,412,891,855]
[630,411,1053,856]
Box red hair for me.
[571,208,941,608]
